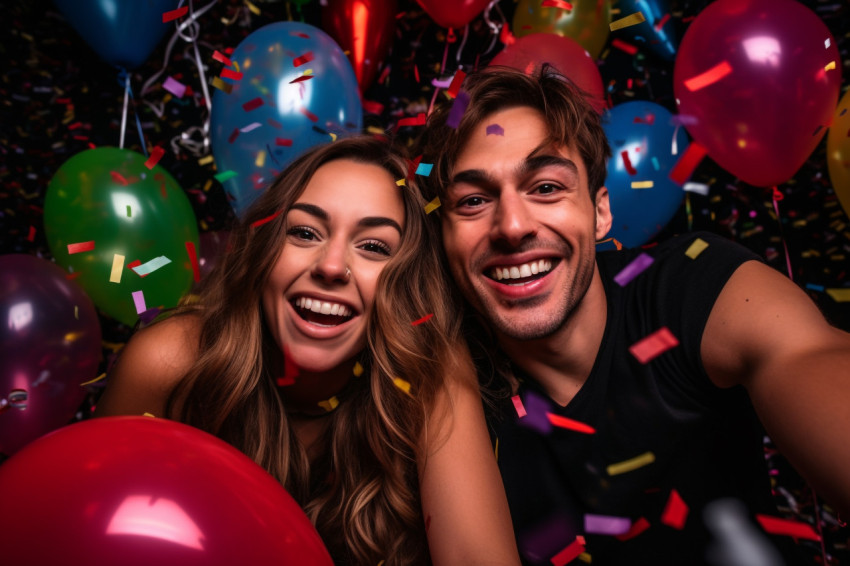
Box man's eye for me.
[460,196,485,207]
[535,183,560,194]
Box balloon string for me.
[440,34,450,75]
[455,24,469,64]
[482,0,503,56]
[771,186,793,281]
[120,69,130,149]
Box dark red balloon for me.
[0,417,334,566]
[490,33,606,113]
[323,0,397,92]
[416,0,491,30]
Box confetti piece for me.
[685,238,709,259]
[362,99,384,114]
[277,345,300,386]
[398,113,427,128]
[512,395,527,418]
[756,515,820,541]
[683,182,709,195]
[213,50,233,66]
[67,241,95,254]
[242,97,264,112]
[518,391,553,434]
[198,155,214,166]
[27,226,36,242]
[541,0,573,8]
[607,451,656,476]
[669,141,707,185]
[613,253,654,286]
[611,38,638,55]
[661,489,689,529]
[824,61,836,72]
[631,180,654,189]
[251,210,282,228]
[131,256,172,276]
[486,123,505,136]
[393,377,412,394]
[546,412,595,434]
[110,171,129,185]
[162,6,188,22]
[240,122,261,133]
[293,52,314,67]
[132,290,147,315]
[654,13,670,31]
[109,254,125,283]
[550,537,586,566]
[79,373,107,386]
[616,517,650,541]
[143,412,156,417]
[290,74,315,84]
[826,288,850,302]
[300,107,319,122]
[424,197,441,214]
[214,170,238,183]
[276,137,293,146]
[74,305,79,319]
[185,241,200,283]
[620,151,637,175]
[212,77,233,94]
[411,313,434,326]
[446,91,470,129]
[584,514,632,536]
[609,12,646,31]
[415,163,433,176]
[162,76,187,98]
[353,361,364,377]
[318,396,339,412]
[629,327,679,363]
[446,70,466,98]
[221,68,243,81]
[683,61,733,91]
[144,146,165,169]
[395,178,406,187]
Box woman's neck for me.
[278,358,359,417]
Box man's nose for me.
[491,191,537,247]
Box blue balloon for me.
[210,22,363,217]
[602,101,689,248]
[611,0,677,61]
[53,0,178,69]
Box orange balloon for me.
[512,0,611,60]
[827,89,850,219]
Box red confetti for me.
[185,241,200,283]
[291,32,311,39]
[299,107,319,122]
[669,141,707,185]
[654,13,670,31]
[275,138,293,147]
[144,146,165,170]
[616,517,650,541]
[447,70,467,98]
[126,259,149,278]
[629,327,679,364]
[541,0,573,9]
[500,23,516,46]
[620,151,637,175]
[162,6,188,22]
[26,225,36,242]
[683,60,733,92]
[612,38,639,55]
[362,99,385,115]
[293,52,314,67]
[240,98,263,112]
[110,171,128,185]
[267,118,283,129]
[251,210,282,228]
[67,241,95,254]
[411,313,434,326]
[407,155,422,180]
[228,128,240,144]
[660,489,688,530]
[756,515,821,541]
[212,50,233,66]
[414,64,420,83]
[546,412,596,434]
[221,68,243,81]
[397,113,427,128]
[289,75,314,84]
[277,344,300,386]
[550,536,585,566]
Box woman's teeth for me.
[490,259,553,281]
[294,297,352,317]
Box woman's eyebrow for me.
[290,202,402,234]
[290,202,328,220]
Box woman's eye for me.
[287,227,318,241]
[361,240,391,256]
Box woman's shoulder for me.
[94,313,202,418]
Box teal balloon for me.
[612,0,677,61]
[44,148,199,326]
[210,21,363,217]
[602,101,689,248]
[53,0,179,69]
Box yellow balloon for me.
[827,89,850,220]
[513,0,611,60]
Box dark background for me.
[1,0,848,562]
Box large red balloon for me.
[490,33,606,113]
[0,417,333,566]
[416,0,491,30]
[323,0,397,92]
[673,0,841,187]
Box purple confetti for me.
[584,514,632,535]
[670,114,699,126]
[431,77,452,89]
[162,76,187,98]
[613,253,654,286]
[518,390,553,435]
[131,290,147,314]
[486,123,505,136]
[446,91,470,129]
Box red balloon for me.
[0,417,334,566]
[322,0,397,92]
[416,0,491,30]
[490,33,606,113]
[673,0,841,187]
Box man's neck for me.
[498,267,608,407]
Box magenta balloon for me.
[0,417,334,566]
[673,0,841,187]
[0,254,101,456]
[490,33,606,113]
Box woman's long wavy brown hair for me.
[164,137,462,565]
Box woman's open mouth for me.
[292,296,355,327]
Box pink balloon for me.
[0,417,334,566]
[490,33,606,113]
[0,254,101,456]
[673,0,841,187]
[416,0,491,30]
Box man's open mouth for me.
[488,259,554,286]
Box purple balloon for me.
[0,255,101,456]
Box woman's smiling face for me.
[262,158,405,373]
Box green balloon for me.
[44,147,200,326]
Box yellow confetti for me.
[110,254,125,283]
[254,149,266,168]
[579,553,592,563]
[329,133,338,142]
[393,377,412,395]
[609,12,646,31]
[353,361,364,377]
[318,396,339,412]
[101,341,126,353]
[395,178,406,187]
[630,180,654,189]
[684,238,709,259]
[825,61,836,72]
[80,373,107,387]
[826,288,850,302]
[494,436,499,461]
[244,0,260,15]
[203,179,213,192]
[424,197,441,214]
[211,76,233,94]
[64,331,82,342]
[74,305,79,320]
[198,155,214,166]
[367,126,386,135]
[143,412,156,418]
[607,451,655,476]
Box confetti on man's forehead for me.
[486,124,504,136]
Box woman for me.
[95,137,520,566]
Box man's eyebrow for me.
[289,202,402,234]
[449,151,579,188]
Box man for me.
[415,66,850,564]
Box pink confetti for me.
[584,514,632,536]
[512,395,527,418]
[162,76,187,98]
[629,327,679,364]
[486,124,505,136]
[660,489,689,530]
[613,253,654,286]
[132,290,147,315]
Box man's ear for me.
[594,186,613,240]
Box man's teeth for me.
[294,297,352,317]
[491,259,552,281]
